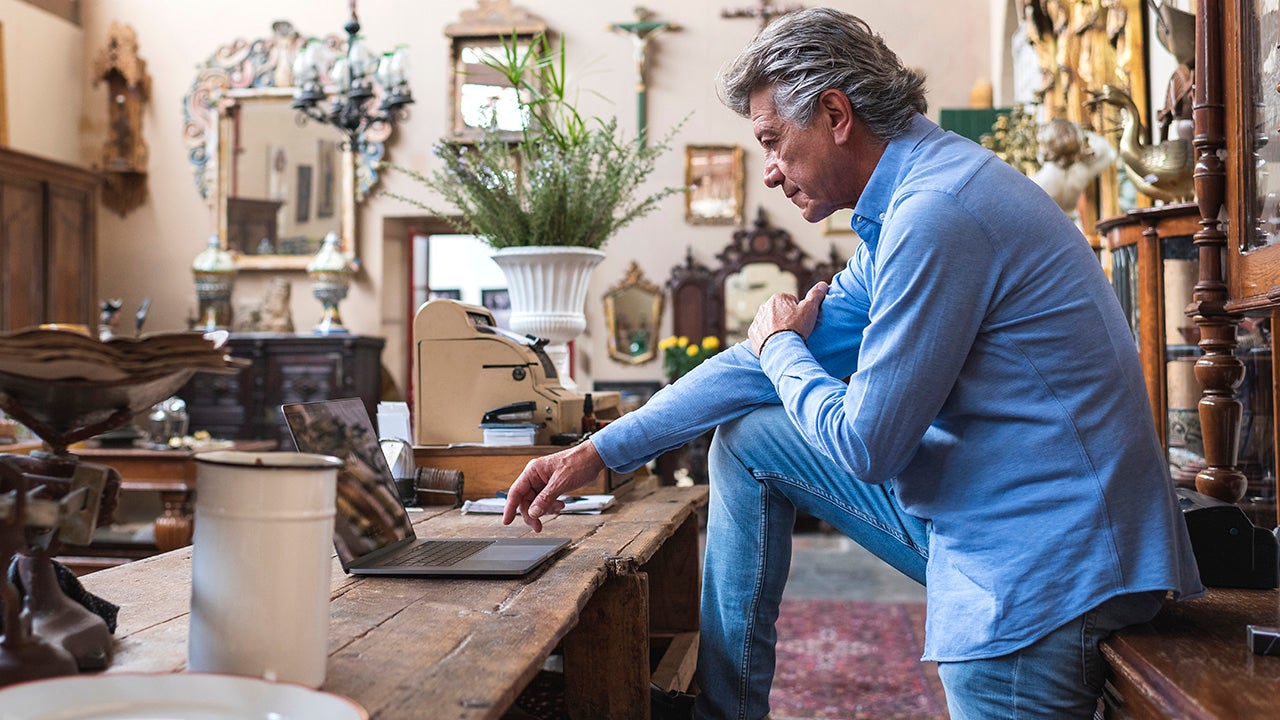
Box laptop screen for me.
[281,398,414,566]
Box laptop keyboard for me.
[390,540,495,567]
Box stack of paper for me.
[461,494,616,515]
[377,401,412,443]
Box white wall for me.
[1,0,84,164]
[60,0,992,397]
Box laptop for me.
[281,398,569,577]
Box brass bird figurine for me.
[1084,84,1194,203]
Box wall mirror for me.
[723,263,797,345]
[445,1,547,142]
[603,261,664,365]
[685,145,744,226]
[182,21,390,270]
[666,208,829,348]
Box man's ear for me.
[818,89,856,145]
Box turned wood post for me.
[1191,0,1248,502]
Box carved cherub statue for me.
[1030,117,1116,219]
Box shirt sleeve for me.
[592,253,873,473]
[759,190,999,484]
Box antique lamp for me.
[307,232,352,335]
[191,235,235,331]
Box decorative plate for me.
[0,673,368,720]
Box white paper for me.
[461,494,615,515]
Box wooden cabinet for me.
[0,148,98,331]
[178,333,385,447]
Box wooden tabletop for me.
[1102,587,1280,718]
[80,482,709,719]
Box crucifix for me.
[609,6,679,148]
[720,0,806,31]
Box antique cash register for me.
[413,299,617,446]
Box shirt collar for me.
[850,114,939,248]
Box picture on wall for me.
[295,164,313,223]
[267,144,288,202]
[429,288,461,301]
[685,145,744,226]
[316,140,336,218]
[481,288,511,329]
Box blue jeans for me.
[694,405,1159,720]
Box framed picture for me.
[266,144,287,201]
[429,288,461,301]
[593,380,663,415]
[316,140,336,218]
[295,164,312,223]
[685,145,744,226]
[481,288,511,329]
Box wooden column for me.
[1192,0,1248,502]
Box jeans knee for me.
[710,405,790,469]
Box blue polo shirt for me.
[592,114,1203,661]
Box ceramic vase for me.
[491,246,605,392]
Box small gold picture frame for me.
[685,144,745,226]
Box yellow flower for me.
[686,345,699,357]
[658,336,677,351]
[701,336,720,351]
[676,336,690,347]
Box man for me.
[503,8,1202,719]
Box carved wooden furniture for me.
[1098,4,1280,714]
[1098,204,1202,452]
[178,334,385,448]
[81,481,708,719]
[57,439,278,573]
[0,148,98,331]
[1102,588,1280,718]
[667,208,835,349]
[1174,0,1280,509]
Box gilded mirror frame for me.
[685,144,745,226]
[182,21,390,270]
[445,1,547,143]
[603,261,664,365]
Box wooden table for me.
[80,482,708,720]
[1102,588,1280,718]
[69,440,276,552]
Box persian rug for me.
[507,599,948,719]
[769,599,949,720]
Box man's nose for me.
[763,161,782,188]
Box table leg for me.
[563,558,651,720]
[154,490,194,551]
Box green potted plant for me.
[388,32,680,389]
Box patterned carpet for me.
[770,599,949,720]
[509,598,949,719]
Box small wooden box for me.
[412,445,634,501]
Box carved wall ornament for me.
[93,22,150,216]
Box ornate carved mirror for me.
[603,261,664,365]
[183,21,390,270]
[666,209,823,348]
[714,208,814,345]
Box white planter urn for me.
[491,246,606,391]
